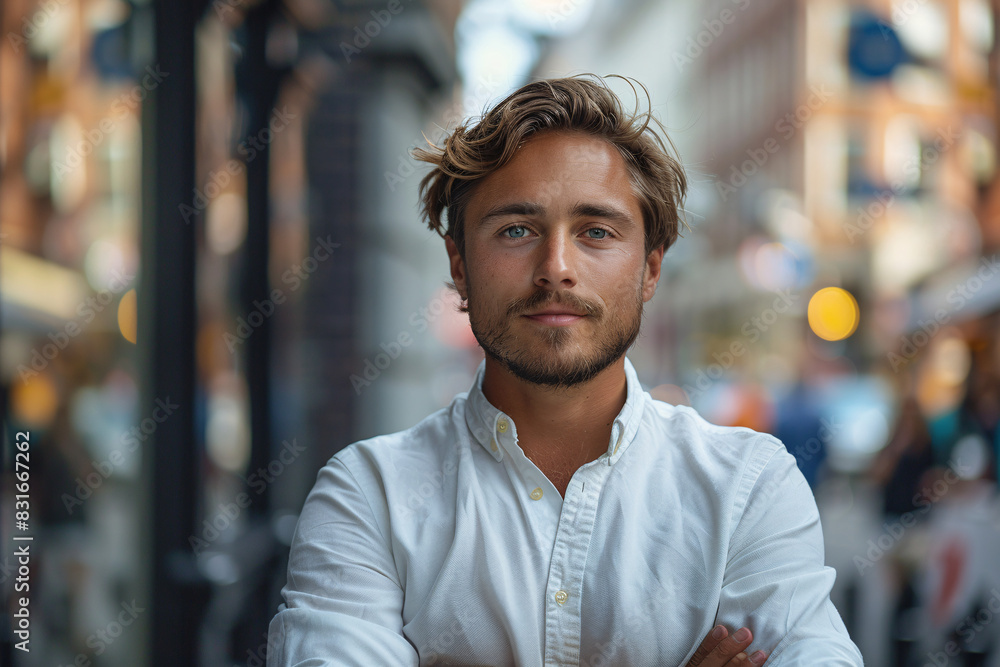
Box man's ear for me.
[642,245,665,302]
[444,235,468,300]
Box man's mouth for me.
[522,311,587,326]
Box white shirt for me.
[267,356,863,666]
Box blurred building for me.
[2,0,149,664]
[3,0,1000,666]
[1,0,461,665]
[682,1,1000,665]
[686,0,999,457]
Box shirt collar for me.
[462,356,646,466]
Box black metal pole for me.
[239,0,282,520]
[143,1,206,664]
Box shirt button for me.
[497,418,509,433]
[529,487,543,500]
[554,590,568,605]
[490,438,498,452]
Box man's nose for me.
[533,231,578,289]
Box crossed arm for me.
[708,441,863,665]
[267,446,862,666]
[687,625,769,666]
[669,441,865,666]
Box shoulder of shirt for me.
[643,396,787,468]
[641,397,803,527]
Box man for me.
[267,75,863,666]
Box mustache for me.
[507,290,602,318]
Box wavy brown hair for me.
[412,73,689,266]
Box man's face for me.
[445,130,664,388]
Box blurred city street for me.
[2,0,1000,665]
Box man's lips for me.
[522,310,587,326]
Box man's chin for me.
[494,353,615,388]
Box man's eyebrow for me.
[477,201,635,226]
[570,202,635,226]
[478,202,545,225]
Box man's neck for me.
[480,356,629,468]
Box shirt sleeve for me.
[267,455,419,667]
[715,437,864,666]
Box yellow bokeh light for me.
[11,374,60,426]
[808,287,860,341]
[118,288,137,344]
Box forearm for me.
[764,634,864,666]
[267,456,418,666]
[719,439,863,666]
[267,605,419,666]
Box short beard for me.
[466,279,645,389]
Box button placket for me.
[543,462,607,665]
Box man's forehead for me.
[466,136,639,222]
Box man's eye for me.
[503,226,529,238]
[587,228,609,239]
